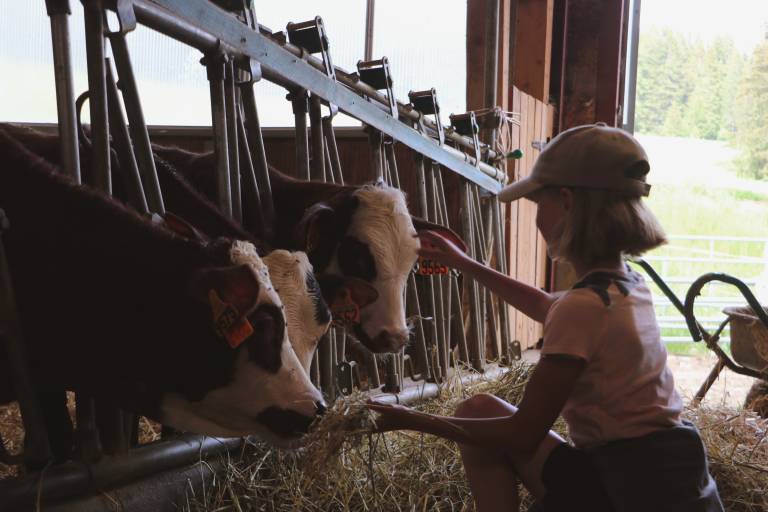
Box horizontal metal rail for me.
[0,434,240,510]
[105,0,505,193]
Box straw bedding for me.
[183,363,768,512]
[1,364,765,510]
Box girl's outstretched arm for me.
[366,355,584,456]
[418,230,555,323]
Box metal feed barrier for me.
[0,0,520,508]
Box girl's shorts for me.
[529,421,724,512]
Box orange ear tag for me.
[208,289,254,349]
[416,256,449,276]
[331,288,360,328]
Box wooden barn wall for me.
[508,87,553,350]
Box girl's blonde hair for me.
[549,188,667,265]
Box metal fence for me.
[638,235,768,343]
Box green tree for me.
[733,40,768,180]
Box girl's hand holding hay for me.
[366,400,472,444]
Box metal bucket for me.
[723,305,768,373]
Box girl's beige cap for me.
[498,123,652,202]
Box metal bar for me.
[0,218,52,468]
[492,196,512,360]
[434,170,454,371]
[225,60,242,223]
[407,273,432,381]
[309,94,326,181]
[369,129,384,180]
[623,0,641,133]
[461,182,484,372]
[46,0,81,184]
[108,31,165,214]
[290,89,310,180]
[383,140,400,189]
[117,0,504,191]
[363,349,381,390]
[205,53,233,218]
[236,106,264,231]
[322,116,344,184]
[693,359,726,404]
[319,332,335,400]
[239,80,274,236]
[364,0,375,61]
[428,164,449,376]
[0,434,241,511]
[105,60,149,214]
[83,0,111,193]
[382,354,400,393]
[414,155,442,381]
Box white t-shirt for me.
[541,266,683,450]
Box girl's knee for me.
[454,393,516,418]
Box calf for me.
[0,127,323,444]
[153,145,463,353]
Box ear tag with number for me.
[415,256,449,276]
[208,289,254,349]
[331,288,360,328]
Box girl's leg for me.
[454,393,566,511]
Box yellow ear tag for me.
[331,288,360,328]
[416,256,449,276]
[208,289,254,349]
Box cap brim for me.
[497,177,544,202]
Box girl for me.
[366,124,723,512]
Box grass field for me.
[635,135,768,354]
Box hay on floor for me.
[185,362,768,512]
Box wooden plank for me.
[466,0,488,111]
[514,89,530,344]
[513,0,554,102]
[506,86,521,342]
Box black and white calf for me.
[0,126,323,445]
[150,144,464,353]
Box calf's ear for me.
[410,216,468,253]
[188,264,261,314]
[152,212,210,244]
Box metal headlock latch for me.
[450,111,481,167]
[336,360,361,396]
[287,16,337,115]
[357,57,398,118]
[409,88,445,146]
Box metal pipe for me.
[290,89,310,180]
[108,32,165,214]
[319,332,335,400]
[108,0,504,189]
[205,54,233,218]
[0,434,241,511]
[371,365,508,405]
[46,0,81,184]
[364,0,375,61]
[322,116,344,184]
[624,0,641,133]
[407,273,432,381]
[483,0,500,110]
[239,81,274,237]
[368,129,384,180]
[492,197,512,357]
[236,106,264,231]
[105,60,149,214]
[225,61,242,223]
[461,183,484,372]
[309,94,326,181]
[83,0,111,194]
